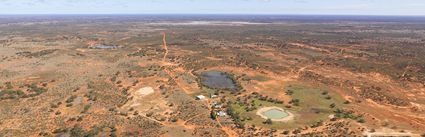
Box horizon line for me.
[0,13,425,17]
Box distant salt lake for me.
[93,45,118,49]
[149,21,270,26]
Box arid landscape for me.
[1,15,425,136]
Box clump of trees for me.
[285,90,294,95]
[0,82,48,100]
[85,90,97,101]
[251,92,284,104]
[310,120,323,128]
[0,89,25,100]
[289,99,300,106]
[52,124,106,137]
[334,109,365,123]
[66,95,77,107]
[210,110,217,120]
[263,118,272,125]
[343,100,350,104]
[128,50,146,57]
[227,105,245,128]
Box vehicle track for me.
[162,32,168,62]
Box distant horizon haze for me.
[0,0,424,16]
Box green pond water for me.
[262,109,289,119]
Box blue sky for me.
[0,0,424,15]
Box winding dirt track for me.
[160,32,191,93]
[162,32,169,62]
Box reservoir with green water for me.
[262,109,289,119]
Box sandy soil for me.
[135,86,155,97]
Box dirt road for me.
[162,32,169,62]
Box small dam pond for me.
[262,109,289,119]
[257,107,294,122]
[200,71,238,91]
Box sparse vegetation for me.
[1,15,424,136]
[0,82,47,100]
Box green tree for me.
[5,82,13,89]
[70,125,84,137]
[263,118,272,125]
[210,111,217,120]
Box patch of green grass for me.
[231,99,290,129]
[288,85,345,111]
[195,88,215,97]
[230,83,346,129]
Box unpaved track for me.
[162,32,168,62]
[160,32,191,94]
